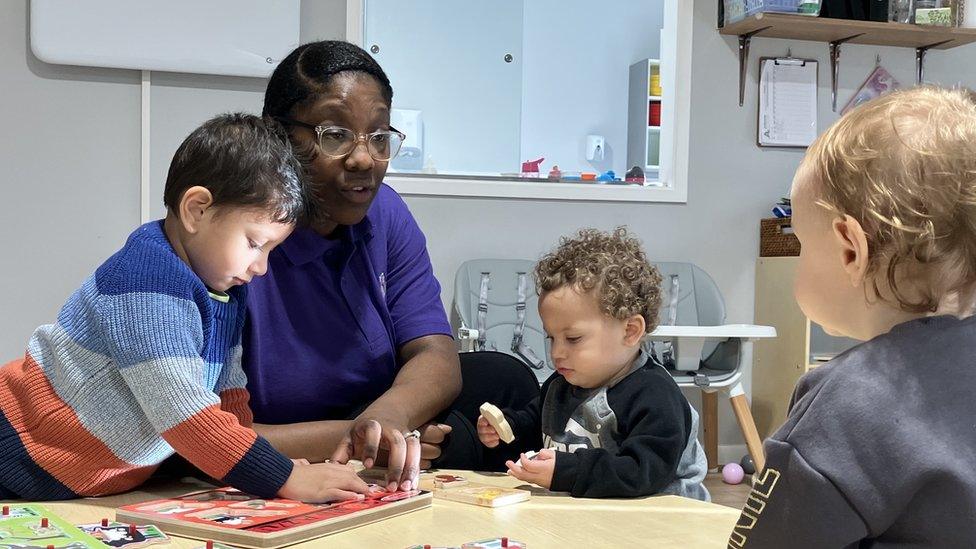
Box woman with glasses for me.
[241,40,464,494]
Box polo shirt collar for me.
[279,217,375,266]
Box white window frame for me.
[346,0,692,203]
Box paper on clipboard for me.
[758,57,818,147]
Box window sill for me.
[385,174,687,203]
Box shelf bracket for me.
[737,27,770,107]
[829,34,863,112]
[915,40,952,84]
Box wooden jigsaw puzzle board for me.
[116,488,432,549]
[0,504,105,548]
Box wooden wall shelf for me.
[718,13,976,109]
[719,13,976,49]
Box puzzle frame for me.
[117,487,432,549]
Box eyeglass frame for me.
[275,116,406,161]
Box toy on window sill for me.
[520,157,544,178]
[625,166,645,184]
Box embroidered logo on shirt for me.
[728,468,781,549]
[543,417,602,453]
[379,272,387,298]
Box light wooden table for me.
[14,471,739,549]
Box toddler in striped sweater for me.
[0,113,370,503]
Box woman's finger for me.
[358,419,383,469]
[383,428,407,491]
[418,423,452,444]
[401,433,422,491]
[329,434,354,464]
[420,441,442,461]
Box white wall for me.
[1,1,141,359]
[1,0,346,356]
[2,0,975,452]
[520,0,664,175]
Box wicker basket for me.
[760,217,800,257]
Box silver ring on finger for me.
[403,429,421,440]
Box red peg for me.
[501,537,509,547]
[47,545,55,549]
[206,541,214,549]
[1,505,8,515]
[40,517,49,528]
[129,523,138,536]
[101,518,109,527]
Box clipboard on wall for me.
[757,55,818,148]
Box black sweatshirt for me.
[502,350,709,499]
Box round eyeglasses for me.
[277,117,405,161]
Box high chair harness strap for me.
[512,272,546,369]
[477,272,490,351]
[660,275,680,369]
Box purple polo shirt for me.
[242,184,452,424]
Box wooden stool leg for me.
[701,390,719,471]
[729,391,766,473]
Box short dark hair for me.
[163,113,306,224]
[262,40,393,119]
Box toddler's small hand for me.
[477,416,501,448]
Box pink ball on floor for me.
[722,462,745,485]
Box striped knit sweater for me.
[0,221,293,500]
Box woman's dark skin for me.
[253,73,462,492]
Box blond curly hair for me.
[802,86,976,313]
[534,227,662,332]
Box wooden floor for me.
[703,472,752,509]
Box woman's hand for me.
[330,417,421,492]
[330,419,454,491]
[417,422,452,469]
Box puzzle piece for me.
[432,474,468,489]
[0,504,104,548]
[479,403,515,444]
[77,521,168,548]
[433,484,530,508]
[462,537,526,549]
[119,487,432,548]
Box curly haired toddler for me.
[477,227,709,499]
